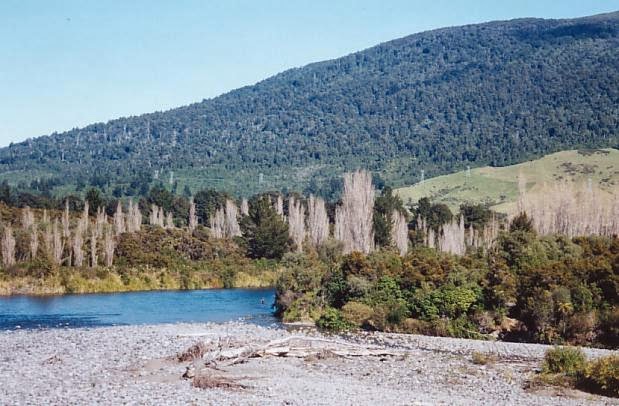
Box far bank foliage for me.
[276,228,619,348]
[0,167,617,351]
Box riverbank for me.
[0,267,277,296]
[0,322,615,405]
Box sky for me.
[0,1,618,146]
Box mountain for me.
[395,148,619,212]
[1,12,618,199]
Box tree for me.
[240,195,290,259]
[335,170,375,254]
[288,196,305,252]
[373,186,405,248]
[510,212,535,233]
[193,189,228,225]
[460,203,492,230]
[147,185,175,213]
[307,195,329,247]
[414,198,452,231]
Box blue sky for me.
[1,0,618,146]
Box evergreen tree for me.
[240,195,290,259]
[85,188,105,212]
[373,186,405,248]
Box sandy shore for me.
[0,322,615,405]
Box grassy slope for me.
[395,149,619,212]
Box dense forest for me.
[0,12,618,198]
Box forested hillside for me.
[1,12,618,198]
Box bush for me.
[471,351,496,365]
[281,292,321,323]
[341,301,374,327]
[400,318,432,334]
[580,355,619,398]
[316,308,353,332]
[599,307,619,348]
[368,301,410,331]
[542,347,587,376]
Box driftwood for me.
[180,335,403,368]
[179,335,404,390]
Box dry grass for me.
[177,342,208,362]
[471,351,497,366]
[395,148,619,212]
[192,373,247,390]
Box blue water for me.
[0,288,277,330]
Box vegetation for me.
[276,214,619,348]
[542,347,587,376]
[1,14,618,198]
[581,354,619,397]
[0,167,616,354]
[533,348,619,398]
[0,201,278,295]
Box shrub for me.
[446,316,484,339]
[542,347,587,376]
[341,301,374,327]
[599,307,619,348]
[471,351,496,365]
[281,292,321,323]
[316,307,353,332]
[368,301,410,331]
[580,355,619,397]
[26,257,57,278]
[400,318,432,334]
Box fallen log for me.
[180,335,404,368]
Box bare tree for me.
[274,195,284,217]
[103,226,115,267]
[307,195,329,247]
[52,219,63,265]
[165,212,174,229]
[71,203,90,267]
[334,170,375,254]
[210,207,225,239]
[149,204,165,227]
[158,207,165,227]
[73,221,86,267]
[210,200,241,239]
[391,209,408,256]
[22,206,35,229]
[438,215,466,256]
[515,179,619,237]
[95,207,107,237]
[188,199,198,233]
[1,225,16,268]
[225,200,242,237]
[62,200,70,239]
[29,225,39,260]
[240,198,249,216]
[43,222,53,259]
[114,201,126,236]
[126,200,142,233]
[427,228,436,249]
[288,197,305,252]
[90,227,97,267]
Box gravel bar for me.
[0,322,615,405]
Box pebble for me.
[0,322,614,405]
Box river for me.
[0,288,276,329]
